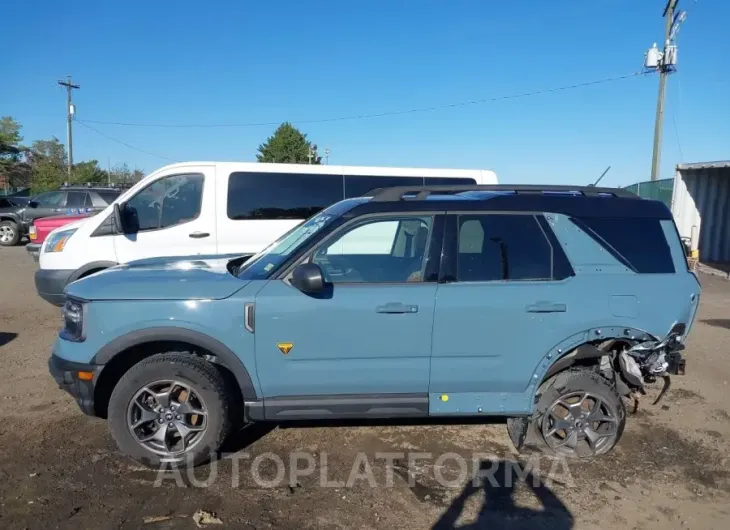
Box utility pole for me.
[58,76,80,177]
[649,0,684,181]
[307,145,314,165]
[324,147,330,165]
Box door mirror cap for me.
[28,200,39,209]
[291,263,325,294]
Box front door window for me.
[312,216,433,283]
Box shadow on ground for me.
[0,332,18,348]
[432,459,573,530]
[702,319,730,330]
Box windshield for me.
[237,212,336,280]
[236,198,368,280]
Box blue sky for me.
[4,0,729,186]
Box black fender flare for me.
[0,212,22,224]
[69,261,119,283]
[92,327,258,401]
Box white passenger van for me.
[35,162,497,305]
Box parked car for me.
[48,184,699,468]
[34,162,497,305]
[27,213,91,261]
[0,184,122,247]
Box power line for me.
[76,119,175,162]
[78,71,650,129]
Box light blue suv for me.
[49,185,700,467]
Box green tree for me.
[256,122,321,164]
[72,160,107,185]
[29,137,67,193]
[0,117,31,191]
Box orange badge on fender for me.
[277,343,294,355]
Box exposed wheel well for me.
[541,338,635,383]
[93,340,243,420]
[77,267,106,280]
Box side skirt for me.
[249,394,430,421]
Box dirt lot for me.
[1,245,729,529]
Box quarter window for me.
[124,174,203,232]
[312,216,433,283]
[575,217,674,273]
[456,214,553,282]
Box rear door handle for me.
[376,303,419,314]
[189,232,210,239]
[526,302,567,313]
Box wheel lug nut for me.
[175,415,181,420]
[158,418,164,423]
[171,406,176,411]
[168,422,174,428]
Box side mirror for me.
[291,263,325,294]
[28,200,39,209]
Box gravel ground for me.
[1,245,729,529]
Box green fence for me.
[623,178,674,207]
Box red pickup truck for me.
[27,213,90,261]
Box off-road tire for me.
[0,220,20,246]
[515,368,626,459]
[108,352,231,468]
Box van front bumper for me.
[26,243,41,262]
[48,354,101,416]
[35,268,74,306]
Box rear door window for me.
[65,191,88,208]
[456,214,555,281]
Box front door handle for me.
[189,232,210,239]
[526,302,567,313]
[376,303,418,314]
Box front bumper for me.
[35,268,74,306]
[48,354,101,416]
[26,243,41,262]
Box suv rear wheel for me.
[530,368,626,458]
[108,352,231,468]
[0,220,20,246]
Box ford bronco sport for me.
[48,185,700,467]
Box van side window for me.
[227,172,344,220]
[124,174,204,231]
[456,214,553,282]
[343,176,476,198]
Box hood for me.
[35,213,90,227]
[65,254,251,301]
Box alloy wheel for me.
[541,390,619,457]
[0,225,15,244]
[127,380,208,457]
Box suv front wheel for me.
[0,220,20,246]
[108,353,231,468]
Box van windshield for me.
[236,198,367,280]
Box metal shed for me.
[671,161,730,266]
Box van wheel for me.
[0,220,20,246]
[108,353,231,468]
[529,368,625,458]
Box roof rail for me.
[366,184,639,202]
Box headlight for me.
[45,228,77,253]
[61,298,86,342]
